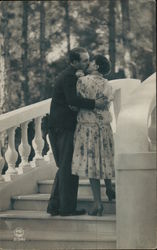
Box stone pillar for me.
[116,152,157,249]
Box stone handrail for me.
[115,73,156,154]
[109,78,141,107]
[0,99,51,132]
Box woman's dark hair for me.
[69,47,87,63]
[94,54,111,75]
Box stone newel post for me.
[115,73,157,249]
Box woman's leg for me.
[89,178,102,207]
[104,179,115,201]
[104,178,112,189]
[89,178,104,216]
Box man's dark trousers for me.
[47,128,79,214]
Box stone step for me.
[0,210,116,234]
[38,179,115,197]
[0,210,116,249]
[11,193,116,214]
[0,239,116,250]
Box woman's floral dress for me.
[72,74,114,179]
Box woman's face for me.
[87,60,98,73]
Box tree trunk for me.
[121,0,130,47]
[108,0,116,76]
[64,1,71,54]
[0,36,7,115]
[0,1,10,114]
[21,1,30,105]
[0,2,10,165]
[120,0,133,77]
[39,0,46,98]
[152,1,156,71]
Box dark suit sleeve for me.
[63,74,95,110]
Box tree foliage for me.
[0,0,155,112]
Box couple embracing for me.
[47,47,115,217]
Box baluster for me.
[44,134,57,178]
[110,101,116,135]
[32,117,45,168]
[113,88,121,123]
[4,127,18,181]
[0,137,5,182]
[44,134,56,167]
[148,107,156,151]
[18,121,32,174]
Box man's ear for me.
[73,60,81,69]
[71,60,77,67]
[73,60,79,65]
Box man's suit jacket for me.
[49,65,95,131]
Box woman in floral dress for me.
[71,55,115,216]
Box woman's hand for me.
[95,97,109,110]
[69,105,79,112]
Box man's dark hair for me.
[69,47,87,63]
[95,54,111,75]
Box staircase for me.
[0,179,116,250]
[0,74,156,249]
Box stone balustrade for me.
[0,99,54,182]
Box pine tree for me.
[39,0,46,98]
[121,0,133,77]
[0,1,10,113]
[109,0,116,75]
[64,1,71,54]
[152,1,156,70]
[21,1,30,105]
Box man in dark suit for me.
[47,47,106,216]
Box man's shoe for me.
[72,209,86,216]
[47,209,59,216]
[60,209,86,216]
